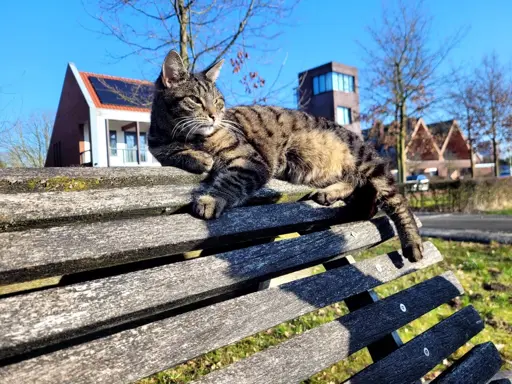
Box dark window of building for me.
[313,72,355,95]
[110,130,118,156]
[336,106,352,126]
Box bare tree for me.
[1,113,53,168]
[359,0,465,183]
[83,0,299,105]
[445,68,483,178]
[475,52,512,177]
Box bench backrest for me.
[0,168,507,384]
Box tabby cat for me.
[149,50,423,262]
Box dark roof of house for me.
[79,71,154,112]
[428,120,455,149]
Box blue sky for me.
[1,0,511,124]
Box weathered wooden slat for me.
[0,243,442,384]
[0,182,312,231]
[343,306,484,384]
[489,375,512,384]
[0,167,310,194]
[0,201,364,285]
[0,185,193,230]
[430,342,502,384]
[0,167,311,198]
[323,256,405,364]
[0,167,205,194]
[193,272,464,384]
[488,371,512,383]
[0,216,432,362]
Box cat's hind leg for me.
[370,174,423,262]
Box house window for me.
[336,106,352,126]
[313,77,319,95]
[318,74,326,93]
[312,72,355,95]
[109,130,117,156]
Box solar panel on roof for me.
[88,76,154,108]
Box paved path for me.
[416,213,512,244]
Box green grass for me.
[487,208,512,215]
[137,238,512,384]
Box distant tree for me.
[475,52,512,177]
[360,0,465,183]
[446,68,483,178]
[84,0,299,105]
[1,113,53,167]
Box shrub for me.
[405,177,512,212]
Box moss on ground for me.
[26,176,101,192]
[488,208,512,215]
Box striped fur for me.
[149,50,423,262]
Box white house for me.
[45,63,160,167]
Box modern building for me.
[45,63,159,167]
[297,62,361,137]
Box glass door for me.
[124,132,147,163]
[124,132,137,163]
[139,133,147,162]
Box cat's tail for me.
[369,171,423,262]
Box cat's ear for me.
[204,59,224,83]
[162,50,188,88]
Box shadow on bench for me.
[0,168,509,384]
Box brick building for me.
[45,63,159,167]
[364,118,493,179]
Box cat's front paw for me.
[192,195,227,219]
[403,240,424,262]
[197,154,214,173]
[186,154,213,174]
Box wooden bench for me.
[0,168,509,384]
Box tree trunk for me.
[177,0,189,68]
[397,102,407,184]
[467,120,475,179]
[492,129,499,177]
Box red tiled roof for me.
[79,71,153,112]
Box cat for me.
[148,49,423,262]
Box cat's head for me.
[155,49,226,138]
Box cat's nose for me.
[207,112,215,121]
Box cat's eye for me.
[186,96,203,105]
[215,99,225,109]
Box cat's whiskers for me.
[172,118,199,139]
[184,117,211,143]
[170,118,191,139]
[185,123,202,143]
[220,120,245,136]
[172,116,202,134]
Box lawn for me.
[138,238,512,384]
[488,208,512,215]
